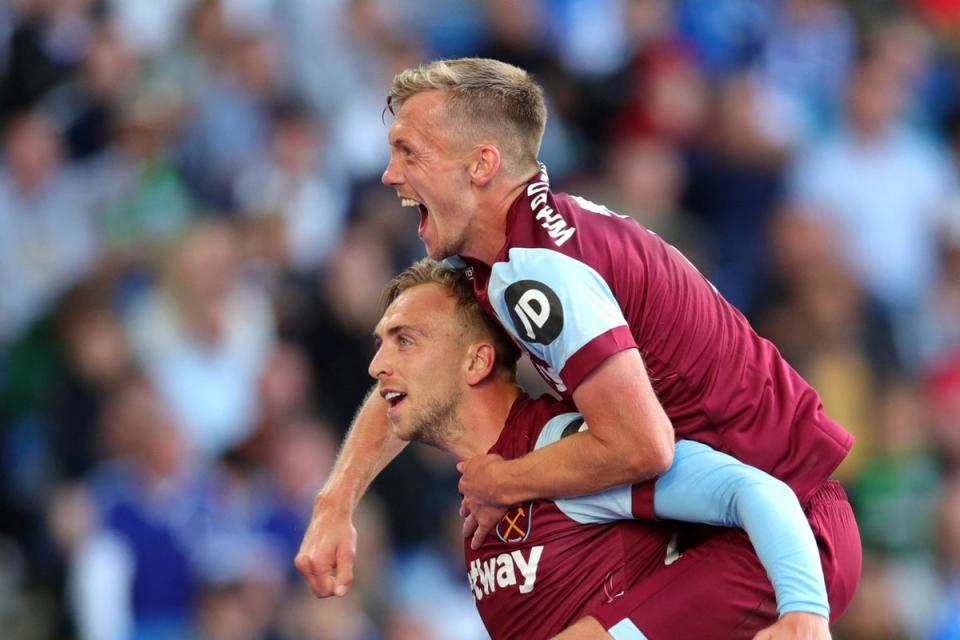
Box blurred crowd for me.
[1,0,960,638]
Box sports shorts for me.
[589,480,862,640]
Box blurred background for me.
[1,0,959,638]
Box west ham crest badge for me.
[496,503,534,543]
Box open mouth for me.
[382,390,408,409]
[401,198,429,237]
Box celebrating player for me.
[367,259,850,639]
[296,58,861,638]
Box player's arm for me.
[460,249,674,547]
[459,348,673,548]
[295,387,407,598]
[471,348,673,504]
[651,440,830,621]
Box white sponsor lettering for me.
[527,182,550,196]
[468,561,483,600]
[511,546,543,594]
[535,205,558,224]
[514,289,550,339]
[467,545,544,601]
[526,181,575,246]
[495,554,517,588]
[479,558,497,595]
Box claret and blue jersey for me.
[466,394,831,640]
[455,165,853,507]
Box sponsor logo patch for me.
[504,280,563,345]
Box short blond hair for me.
[383,259,521,382]
[387,58,547,176]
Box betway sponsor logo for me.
[467,545,544,601]
[527,182,575,247]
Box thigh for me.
[590,528,778,640]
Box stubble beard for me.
[427,202,472,261]
[406,389,463,450]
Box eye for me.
[398,335,413,347]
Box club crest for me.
[496,503,534,543]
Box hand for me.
[294,495,357,598]
[753,612,831,640]
[457,454,510,550]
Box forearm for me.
[496,430,661,505]
[317,387,407,509]
[652,441,829,619]
[731,479,829,618]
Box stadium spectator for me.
[0,0,98,119]
[68,374,202,640]
[752,205,902,480]
[91,91,193,259]
[683,72,792,309]
[124,220,276,458]
[178,27,283,209]
[43,21,137,160]
[848,381,943,636]
[756,0,856,134]
[232,98,349,274]
[789,52,954,360]
[0,109,100,346]
[915,205,960,367]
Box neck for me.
[444,381,522,461]
[460,170,535,265]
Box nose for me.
[368,344,392,380]
[382,152,403,187]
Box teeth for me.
[384,391,405,401]
[401,198,420,208]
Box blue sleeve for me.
[653,440,829,620]
[487,248,631,385]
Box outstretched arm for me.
[295,388,406,597]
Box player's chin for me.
[421,232,455,261]
[389,420,413,442]
[424,241,452,261]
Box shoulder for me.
[532,408,586,452]
[498,395,579,456]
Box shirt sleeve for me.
[651,440,830,619]
[487,247,636,392]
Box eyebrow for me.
[373,324,428,341]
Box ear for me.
[464,342,497,385]
[468,145,501,187]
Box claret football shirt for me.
[465,394,674,639]
[465,394,830,639]
[458,165,853,508]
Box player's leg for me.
[589,527,780,640]
[804,480,862,621]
